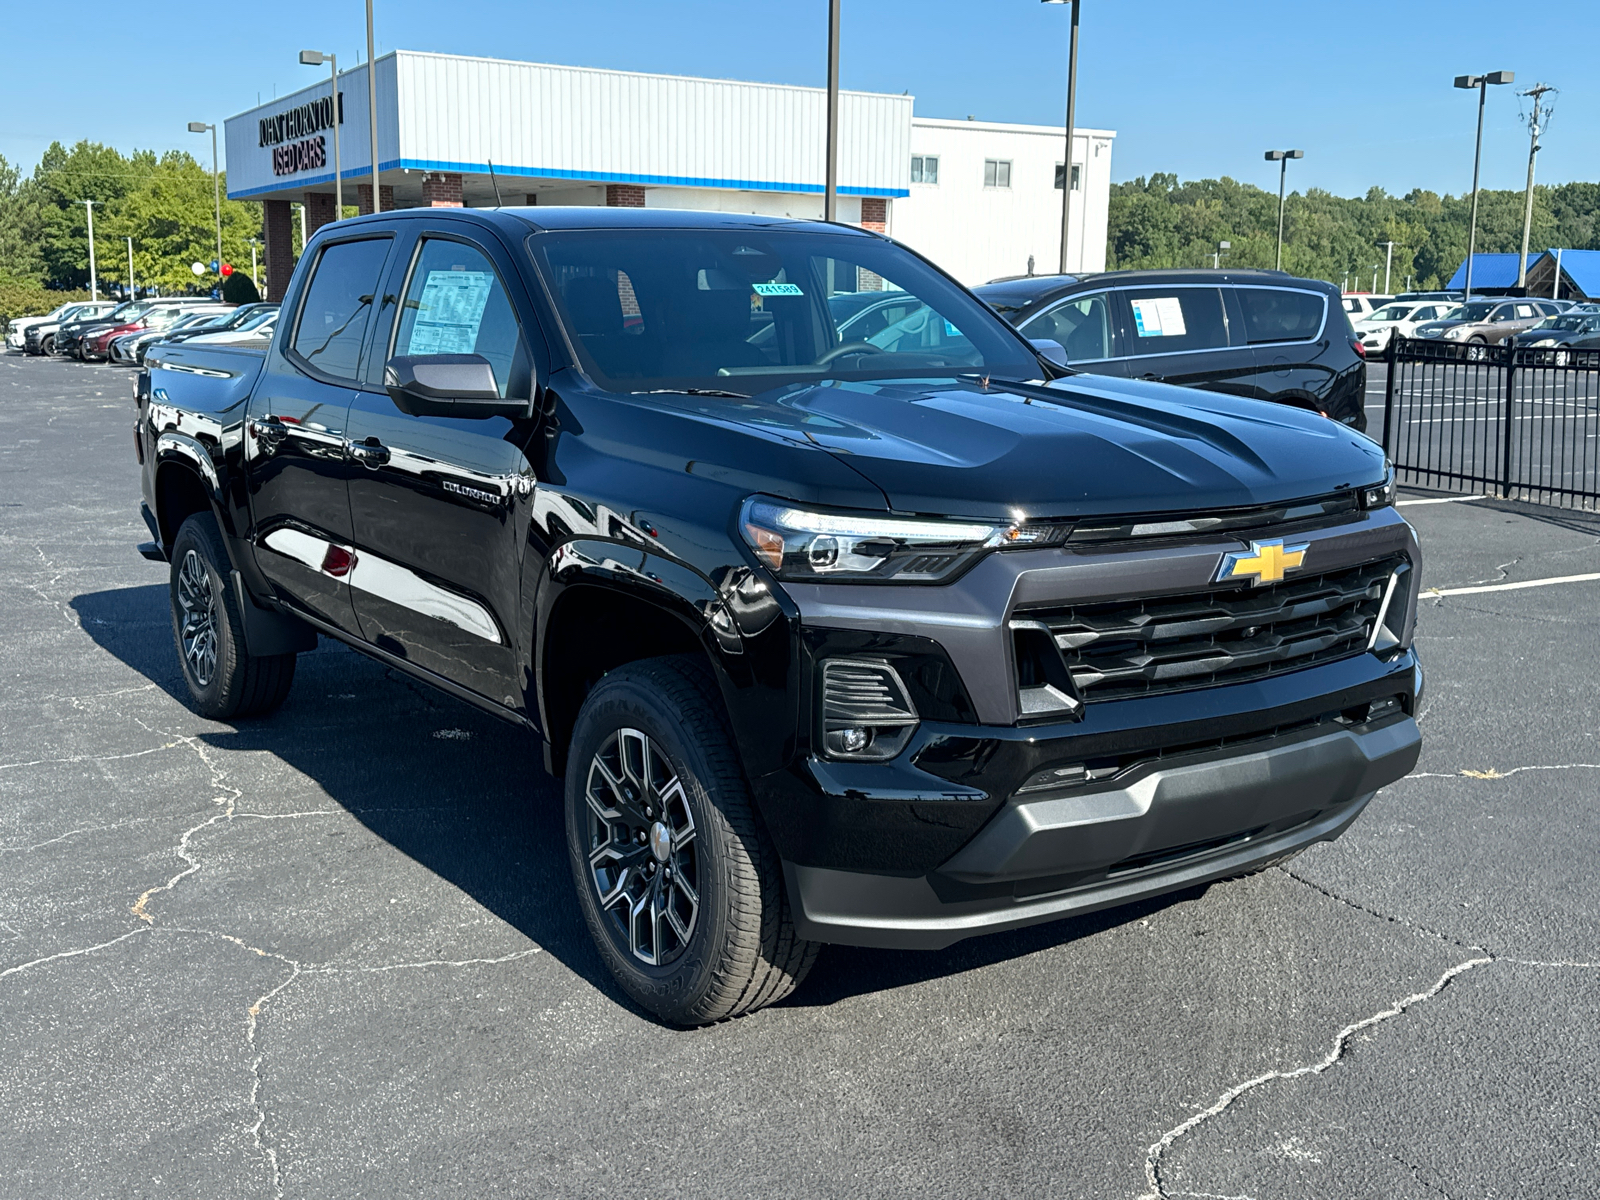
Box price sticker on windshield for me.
[752,282,803,296]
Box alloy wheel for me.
[583,727,700,966]
[176,549,219,687]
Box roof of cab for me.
[324,205,878,237]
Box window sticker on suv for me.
[1131,296,1186,338]
[753,282,803,296]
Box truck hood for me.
[669,375,1387,521]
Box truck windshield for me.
[528,227,1038,395]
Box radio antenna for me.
[486,158,505,207]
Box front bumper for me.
[786,708,1417,949]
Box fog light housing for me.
[819,659,919,761]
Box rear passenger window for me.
[1022,291,1114,361]
[1234,287,1325,344]
[292,237,392,380]
[1121,288,1229,354]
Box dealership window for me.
[983,159,1011,189]
[1053,164,1082,191]
[910,155,939,185]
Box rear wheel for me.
[168,512,297,720]
[565,655,818,1025]
[38,336,53,355]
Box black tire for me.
[38,336,53,356]
[565,655,818,1026]
[168,512,296,720]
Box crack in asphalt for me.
[1389,1150,1458,1199]
[1137,956,1494,1200]
[1276,867,1487,954]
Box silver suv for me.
[1414,298,1562,346]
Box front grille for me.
[1014,555,1403,704]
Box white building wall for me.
[891,118,1114,286]
[394,51,911,198]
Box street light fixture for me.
[1212,240,1230,270]
[300,50,343,218]
[1264,149,1303,272]
[365,0,380,214]
[187,121,223,281]
[81,200,98,301]
[1454,70,1514,299]
[1043,0,1081,275]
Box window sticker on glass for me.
[407,269,495,355]
[943,319,961,337]
[1130,296,1188,338]
[753,282,803,296]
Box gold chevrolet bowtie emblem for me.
[1216,539,1309,587]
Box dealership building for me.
[224,50,1114,301]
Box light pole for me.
[823,0,840,222]
[126,236,135,299]
[1211,240,1230,269]
[187,122,223,282]
[81,200,98,300]
[300,50,343,217]
[1264,149,1303,272]
[1379,240,1396,293]
[1043,0,1081,274]
[1454,70,1514,299]
[366,0,380,213]
[248,237,259,289]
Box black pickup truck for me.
[134,207,1422,1025]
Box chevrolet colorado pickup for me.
[134,208,1422,1025]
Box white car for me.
[5,301,116,351]
[1341,294,1395,324]
[1354,301,1461,353]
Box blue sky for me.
[2,0,1594,198]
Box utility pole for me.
[1379,240,1396,293]
[366,0,380,213]
[1517,83,1555,289]
[82,200,98,300]
[1044,0,1081,274]
[823,0,840,222]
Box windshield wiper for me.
[631,388,752,400]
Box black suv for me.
[134,209,1420,1025]
[973,269,1367,431]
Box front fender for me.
[535,537,800,780]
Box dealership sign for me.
[259,93,343,177]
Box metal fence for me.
[1381,336,1600,510]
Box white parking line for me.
[1397,495,1485,507]
[1426,572,1600,598]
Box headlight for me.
[1359,465,1397,510]
[1533,338,1558,347]
[740,496,1061,583]
[1442,327,1466,339]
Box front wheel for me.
[168,512,297,720]
[565,655,818,1025]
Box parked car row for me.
[1412,297,1571,346]
[1352,299,1462,353]
[10,297,278,364]
[975,268,1367,430]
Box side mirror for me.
[383,354,529,420]
[1029,338,1070,369]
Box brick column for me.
[422,172,463,207]
[357,183,396,215]
[606,184,646,207]
[262,200,294,303]
[305,192,338,238]
[856,198,890,290]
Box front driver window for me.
[1022,292,1113,360]
[394,238,524,398]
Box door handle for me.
[347,436,390,469]
[250,416,289,451]
[1138,372,1163,381]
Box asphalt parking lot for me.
[4,351,1598,1200]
